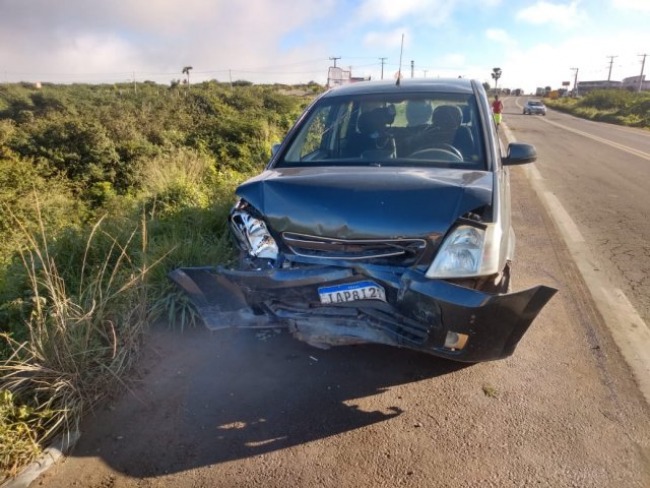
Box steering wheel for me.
[409,143,463,162]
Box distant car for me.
[523,99,547,115]
[171,79,556,363]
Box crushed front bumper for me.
[169,264,556,363]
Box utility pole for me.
[410,60,414,78]
[329,56,341,68]
[606,55,617,87]
[423,70,428,78]
[379,57,387,80]
[639,54,648,92]
[571,67,579,97]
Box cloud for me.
[362,28,410,51]
[515,1,585,28]
[441,53,466,67]
[355,0,456,26]
[611,0,650,11]
[485,29,514,45]
[0,0,337,83]
[492,25,650,93]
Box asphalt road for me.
[28,104,650,488]
[505,97,650,326]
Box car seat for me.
[350,106,396,159]
[426,105,475,159]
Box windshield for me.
[276,91,486,170]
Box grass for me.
[0,149,244,480]
[482,384,499,399]
[544,90,650,129]
[0,207,156,482]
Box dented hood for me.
[236,166,494,239]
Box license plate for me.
[318,281,386,304]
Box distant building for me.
[327,67,371,88]
[621,75,650,92]
[576,80,622,94]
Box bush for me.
[545,90,650,129]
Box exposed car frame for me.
[170,79,556,363]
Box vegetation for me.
[0,80,320,480]
[544,89,650,128]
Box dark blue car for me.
[171,78,556,362]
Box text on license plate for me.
[318,281,386,304]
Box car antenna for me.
[396,33,404,86]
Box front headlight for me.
[425,224,502,278]
[230,200,279,260]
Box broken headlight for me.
[425,223,502,278]
[230,200,279,260]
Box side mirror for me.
[502,143,537,166]
[271,143,282,157]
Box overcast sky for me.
[1,0,648,92]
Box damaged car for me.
[170,78,557,363]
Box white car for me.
[523,99,547,115]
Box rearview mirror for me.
[502,143,537,166]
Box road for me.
[505,97,650,326]
[28,105,650,488]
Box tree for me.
[491,67,502,92]
[182,66,193,90]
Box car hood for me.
[235,166,494,239]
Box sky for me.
[0,0,649,93]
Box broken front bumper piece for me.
[169,265,556,363]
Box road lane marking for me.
[503,122,650,406]
[539,118,650,161]
[511,98,650,161]
[542,192,585,244]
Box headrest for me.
[406,100,433,126]
[431,105,462,131]
[358,106,395,134]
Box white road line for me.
[542,191,585,244]
[539,118,650,161]
[511,98,650,161]
[504,122,650,406]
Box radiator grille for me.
[282,232,427,266]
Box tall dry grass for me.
[0,207,157,481]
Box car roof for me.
[320,78,477,99]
